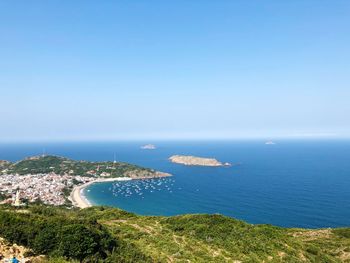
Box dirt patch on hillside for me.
[292,229,332,241]
[0,237,45,262]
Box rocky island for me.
[169,155,231,167]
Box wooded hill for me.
[0,205,349,262]
[0,155,163,178]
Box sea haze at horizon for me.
[0,140,349,228]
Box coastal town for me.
[0,155,171,207]
[0,173,95,206]
[0,153,234,207]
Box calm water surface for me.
[1,140,349,228]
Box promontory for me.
[169,155,230,167]
[0,155,171,206]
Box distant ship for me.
[265,141,276,145]
[141,144,156,150]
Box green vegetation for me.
[0,205,349,262]
[0,155,160,178]
[0,192,7,201]
[0,205,115,262]
[0,160,10,170]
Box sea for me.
[1,140,349,229]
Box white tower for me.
[13,190,21,207]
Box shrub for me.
[57,224,100,261]
[333,228,350,238]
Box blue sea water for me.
[0,140,350,229]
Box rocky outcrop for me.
[0,237,45,262]
[169,155,230,167]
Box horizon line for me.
[0,135,349,144]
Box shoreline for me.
[69,173,172,208]
[69,177,132,208]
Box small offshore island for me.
[0,155,170,208]
[140,144,156,150]
[169,155,231,167]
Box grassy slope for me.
[87,207,350,263]
[1,205,348,263]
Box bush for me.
[333,228,350,238]
[0,206,116,261]
[32,226,59,254]
[57,224,99,260]
[306,245,320,255]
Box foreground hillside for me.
[0,205,349,262]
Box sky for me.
[0,1,349,142]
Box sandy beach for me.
[69,177,132,208]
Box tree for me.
[32,226,58,254]
[58,224,99,261]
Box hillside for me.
[0,155,169,178]
[0,205,349,262]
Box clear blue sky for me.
[0,1,349,141]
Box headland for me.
[0,155,171,207]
